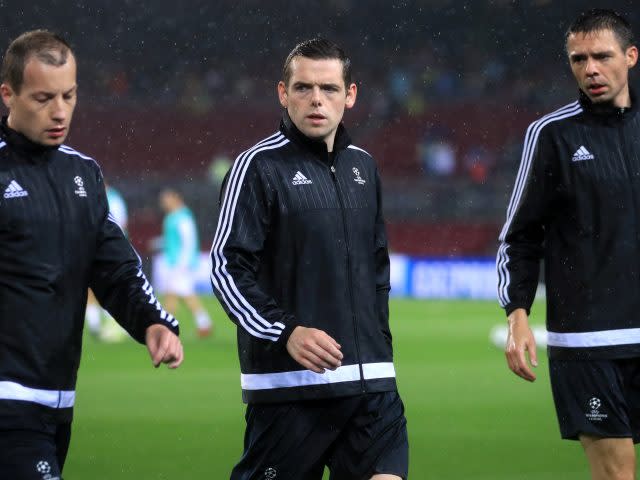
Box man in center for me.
[211,38,408,479]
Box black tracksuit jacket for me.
[211,114,397,403]
[497,91,640,359]
[0,119,179,428]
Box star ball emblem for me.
[588,397,601,411]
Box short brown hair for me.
[1,30,72,93]
[566,9,635,52]
[282,38,352,88]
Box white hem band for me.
[241,362,396,390]
[0,381,75,408]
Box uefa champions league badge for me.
[585,397,608,422]
[74,176,87,197]
[352,167,366,185]
[36,461,51,475]
[36,460,60,479]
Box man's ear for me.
[0,83,14,110]
[626,45,638,69]
[345,83,357,110]
[277,81,288,109]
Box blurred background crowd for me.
[4,0,638,259]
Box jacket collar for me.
[578,88,637,121]
[0,116,59,160]
[279,110,352,158]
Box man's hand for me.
[145,324,184,369]
[505,308,538,382]
[286,326,343,374]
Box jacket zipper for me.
[329,157,366,393]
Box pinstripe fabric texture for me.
[0,120,179,426]
[209,116,396,402]
[497,102,582,306]
[211,133,290,341]
[211,134,378,343]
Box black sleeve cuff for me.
[278,322,299,346]
[504,303,531,317]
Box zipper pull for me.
[330,165,336,174]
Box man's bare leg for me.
[580,435,635,480]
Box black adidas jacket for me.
[211,113,396,403]
[497,91,640,359]
[0,119,179,428]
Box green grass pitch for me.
[64,298,597,479]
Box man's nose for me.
[311,86,321,105]
[50,97,66,122]
[585,57,599,76]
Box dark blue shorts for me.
[550,358,640,443]
[0,423,71,479]
[231,391,409,480]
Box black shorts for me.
[549,357,640,442]
[0,423,71,479]
[231,391,409,480]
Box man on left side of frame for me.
[0,29,183,479]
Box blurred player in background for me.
[0,30,183,478]
[211,38,407,480]
[85,181,129,341]
[159,188,213,337]
[498,9,640,479]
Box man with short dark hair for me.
[0,30,183,478]
[498,9,640,479]
[211,38,408,479]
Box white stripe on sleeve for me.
[210,133,291,341]
[496,102,582,307]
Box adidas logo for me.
[3,180,28,199]
[572,146,595,162]
[292,171,312,185]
